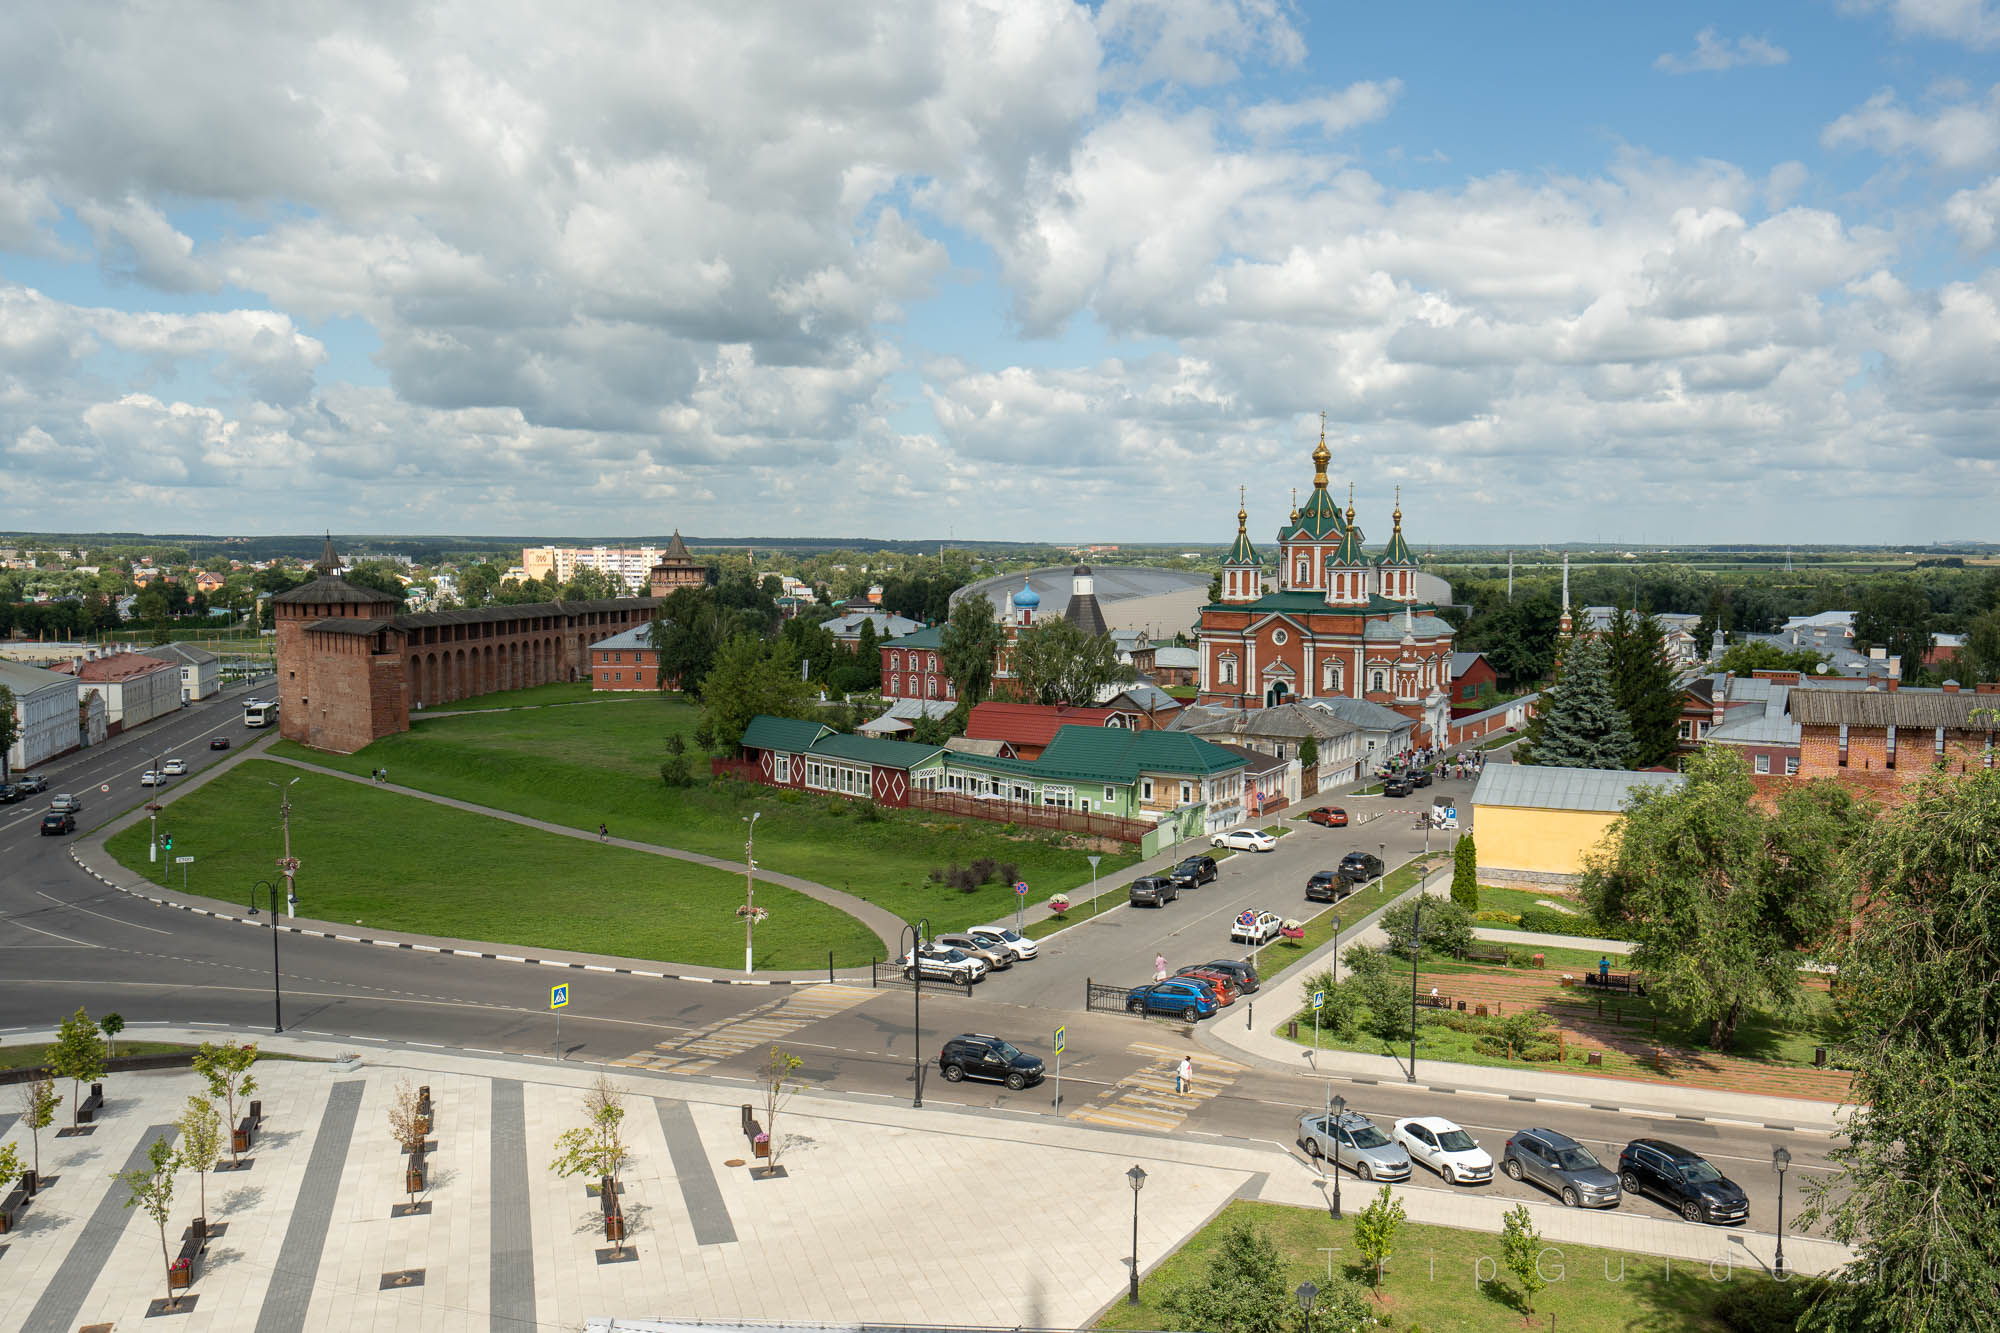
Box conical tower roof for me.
[1224,486,1261,566]
[1285,414,1347,541]
[663,530,691,559]
[1330,486,1368,566]
[1376,487,1416,566]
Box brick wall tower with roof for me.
[1064,565,1109,638]
[1196,424,1455,744]
[647,531,707,596]
[273,534,404,751]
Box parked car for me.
[1124,979,1218,1021]
[1383,778,1413,798]
[162,758,189,776]
[1230,909,1284,945]
[966,925,1038,961]
[1503,1128,1622,1208]
[900,946,986,987]
[1128,876,1179,907]
[1198,959,1261,993]
[139,770,161,786]
[0,783,23,804]
[1212,828,1277,852]
[1298,1110,1412,1182]
[210,737,232,750]
[1172,965,1238,1005]
[48,793,82,813]
[1307,806,1348,827]
[935,932,1014,970]
[1305,870,1347,903]
[1338,851,1385,884]
[41,810,78,836]
[938,1034,1045,1089]
[13,774,48,794]
[1411,768,1434,788]
[1393,1116,1494,1185]
[1167,855,1218,889]
[1617,1140,1749,1225]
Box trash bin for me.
[1287,1020,1298,1039]
[1814,1046,1827,1069]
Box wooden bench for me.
[1419,993,1453,1010]
[76,1082,105,1125]
[168,1226,202,1292]
[740,1104,769,1159]
[1457,944,1509,965]
[1583,971,1646,996]
[0,1184,28,1234]
[600,1173,624,1242]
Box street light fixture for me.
[245,878,289,1033]
[1087,853,1102,919]
[901,917,931,1108]
[1330,1093,1346,1219]
[1295,1279,1319,1332]
[1126,1164,1148,1305]
[1407,895,1424,1082]
[741,811,761,975]
[1772,1145,1792,1279]
[265,776,301,916]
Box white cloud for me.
[1098,0,1303,89]
[1654,28,1791,74]
[1238,80,1402,138]
[1945,176,2000,247]
[1823,85,2000,168]
[1840,0,2000,49]
[74,195,218,292]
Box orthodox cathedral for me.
[1197,423,1455,744]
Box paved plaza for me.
[0,1028,1855,1332]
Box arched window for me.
[1219,653,1239,685]
[1322,660,1341,692]
[927,653,938,672]
[890,652,901,671]
[889,674,899,694]
[1371,670,1385,693]
[1296,559,1309,584]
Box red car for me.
[1174,966,1238,1005]
[1308,806,1349,828]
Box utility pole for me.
[742,811,761,974]
[268,777,301,916]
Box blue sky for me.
[2,0,1998,544]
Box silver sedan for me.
[1298,1111,1412,1182]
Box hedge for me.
[1517,906,1626,940]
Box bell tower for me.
[1220,486,1262,603]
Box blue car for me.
[1125,979,1219,1021]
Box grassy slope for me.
[272,691,1141,933]
[106,760,881,969]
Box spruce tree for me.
[1519,634,1634,769]
[1605,608,1683,768]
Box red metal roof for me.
[965,701,1118,749]
[59,651,178,683]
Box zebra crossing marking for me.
[613,983,876,1074]
[1066,1041,1247,1132]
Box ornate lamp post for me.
[741,811,760,974]
[1772,1145,1792,1279]
[1126,1165,1148,1304]
[1295,1279,1320,1332]
[1330,1093,1346,1219]
[245,878,289,1033]
[901,917,931,1108]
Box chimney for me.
[1869,645,1886,661]
[1943,679,1961,693]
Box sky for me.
[3,0,2000,546]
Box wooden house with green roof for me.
[736,714,946,806]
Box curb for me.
[68,848,821,987]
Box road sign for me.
[1053,1025,1065,1054]
[174,856,195,865]
[99,784,109,794]
[1013,880,1028,896]
[550,984,569,1009]
[1311,990,1325,1010]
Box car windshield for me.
[991,1041,1021,1061]
[1555,1147,1600,1171]
[1348,1124,1391,1149]
[1680,1159,1722,1183]
[1436,1129,1478,1153]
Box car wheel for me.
[1620,1171,1642,1195]
[1005,1072,1026,1091]
[955,972,972,988]
[903,968,916,980]
[1682,1199,1704,1224]
[1442,1165,1456,1185]
[1181,1006,1200,1022]
[1127,1000,1144,1013]
[1504,1158,1524,1181]
[942,1064,965,1082]
[1303,1138,1322,1159]
[1561,1187,1581,1208]
[1357,1161,1373,1182]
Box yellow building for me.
[1469,764,1683,885]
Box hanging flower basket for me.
[736,905,769,923]
[1279,918,1306,940]
[1047,895,1070,918]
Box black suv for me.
[1305,870,1347,903]
[1411,768,1434,788]
[1168,855,1218,890]
[42,810,77,836]
[1383,777,1413,798]
[1199,958,1260,993]
[1617,1139,1749,1225]
[1128,876,1178,907]
[0,783,23,805]
[938,1034,1044,1089]
[1338,851,1385,883]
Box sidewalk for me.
[0,1024,1857,1333]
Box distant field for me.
[272,689,1141,932]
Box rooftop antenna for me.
[1507,551,1513,602]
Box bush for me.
[1474,908,1520,925]
[692,716,716,750]
[928,867,943,884]
[664,733,686,756]
[853,800,881,822]
[970,857,998,884]
[1380,895,1474,959]
[1297,968,1362,1036]
[998,861,1019,885]
[658,756,694,788]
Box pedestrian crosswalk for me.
[612,984,876,1075]
[1065,1040,1246,1133]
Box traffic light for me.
[163,833,173,852]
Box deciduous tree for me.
[1579,747,1867,1051]
[1499,1204,1546,1319]
[1351,1184,1407,1297]
[174,1095,221,1225]
[1799,767,2000,1333]
[941,594,1004,707]
[761,1045,803,1176]
[191,1040,257,1166]
[551,1075,633,1256]
[0,684,18,770]
[16,1076,58,1178]
[120,1135,182,1310]
[1009,614,1120,706]
[699,636,818,751]
[1855,580,1935,676]
[49,1007,105,1126]
[1717,639,1830,678]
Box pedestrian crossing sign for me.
[1311,990,1325,1010]
[550,984,568,1009]
[1053,1025,1064,1054]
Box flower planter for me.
[406,1166,425,1195]
[604,1213,625,1243]
[752,1135,771,1159]
[1279,928,1306,941]
[231,1129,251,1154]
[168,1265,192,1292]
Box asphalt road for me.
[0,711,1841,1240]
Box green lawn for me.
[419,681,627,712]
[1471,884,1586,918]
[107,760,882,969]
[1473,730,1522,750]
[1100,1198,1777,1332]
[0,1039,205,1071]
[272,692,1141,933]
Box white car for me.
[49,793,82,813]
[1212,828,1277,852]
[1394,1116,1495,1186]
[1229,909,1284,946]
[162,758,188,776]
[967,925,1038,961]
[139,770,161,786]
[900,946,987,987]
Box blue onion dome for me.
[1011,578,1041,609]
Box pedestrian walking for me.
[1598,956,1611,984]
[381,766,389,784]
[1177,1055,1193,1095]
[1154,953,1168,982]
[599,822,610,842]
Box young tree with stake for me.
[175,1095,222,1229]
[192,1039,257,1166]
[16,1077,58,1181]
[1500,1203,1546,1320]
[761,1045,803,1176]
[120,1136,183,1310]
[551,1075,633,1255]
[1351,1184,1407,1299]
[386,1080,429,1205]
[48,1007,105,1126]
[100,1012,125,1059]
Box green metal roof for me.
[1038,725,1246,778]
[884,624,945,650]
[740,715,833,754]
[1330,524,1369,566]
[1283,485,1347,541]
[1201,592,1439,616]
[1224,527,1261,566]
[1376,525,1415,566]
[810,733,945,768]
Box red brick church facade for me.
[275,540,657,752]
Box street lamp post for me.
[1330,1093,1345,1218]
[1295,1279,1320,1333]
[741,811,761,974]
[1126,1165,1148,1304]
[901,917,930,1108]
[245,878,288,1033]
[1087,853,1102,919]
[266,777,301,917]
[1772,1145,1792,1279]
[1332,914,1342,986]
[1408,895,1424,1082]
